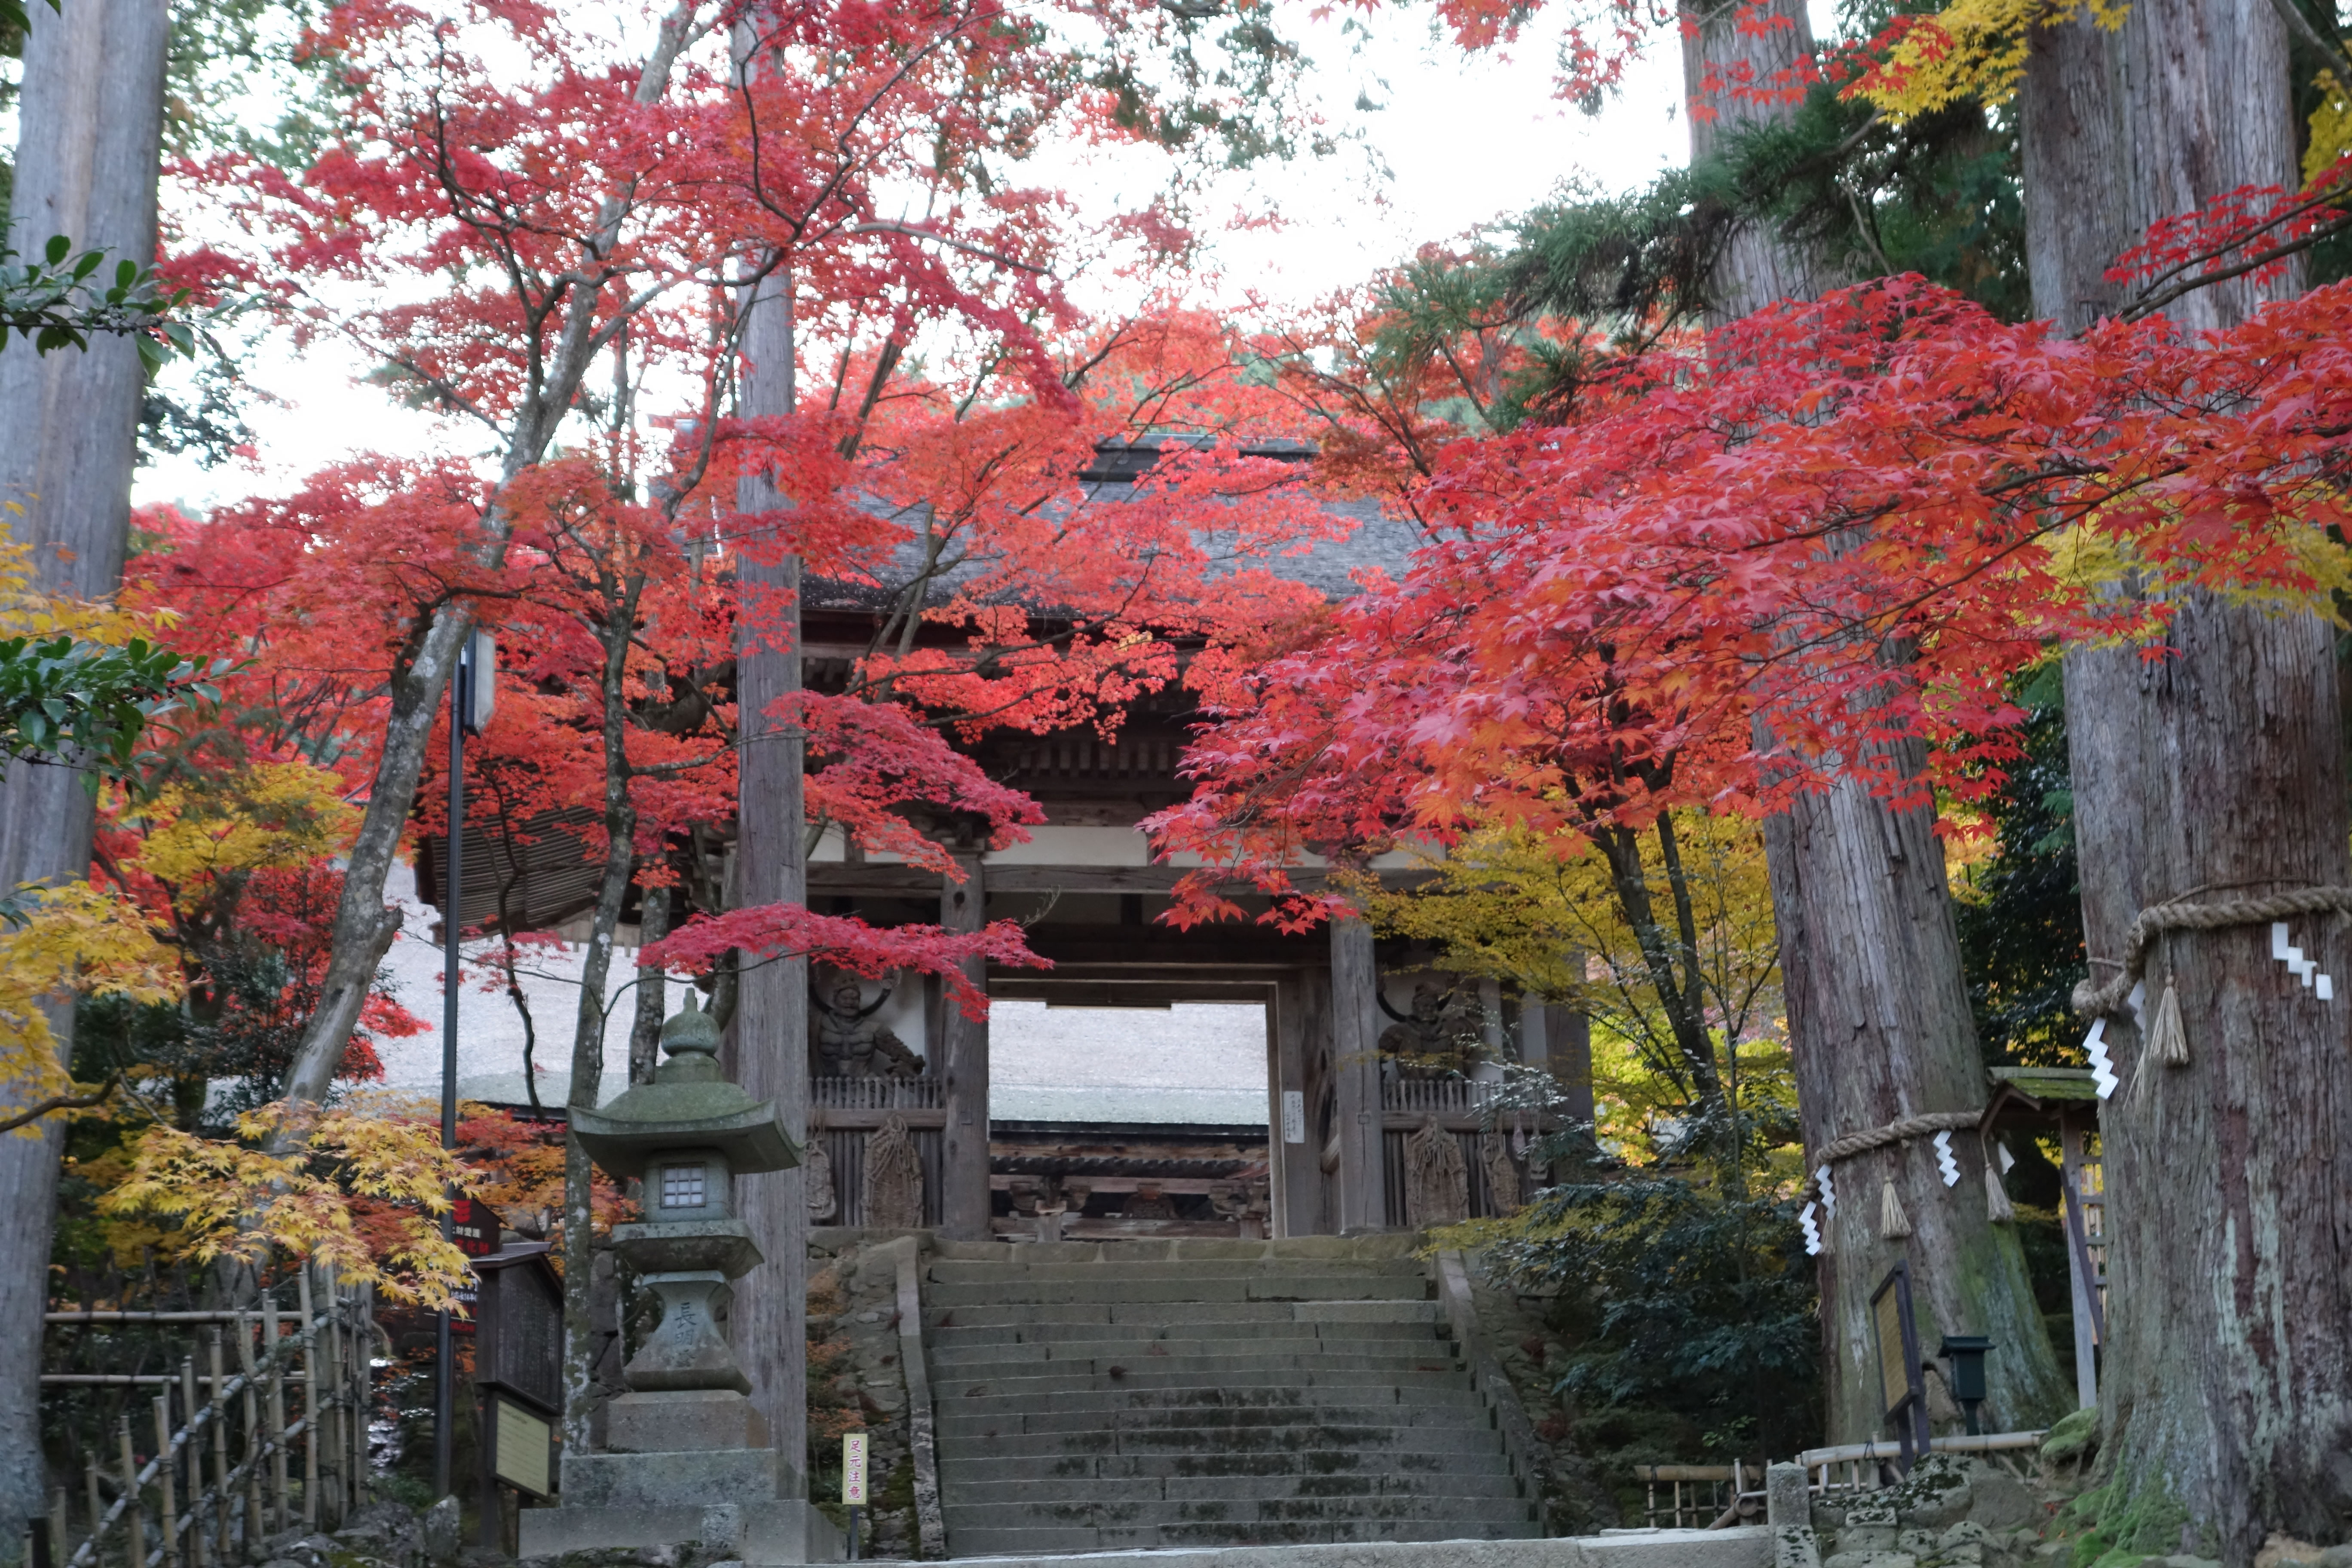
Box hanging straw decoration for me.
[2146,980,2189,1068]
[1984,1157,2015,1224]
[1879,1179,1912,1240]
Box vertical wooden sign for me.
[843,1430,869,1560]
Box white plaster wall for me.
[365,864,1270,1122]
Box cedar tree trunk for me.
[0,0,169,1536]
[2024,6,2352,1559]
[1683,0,2070,1442]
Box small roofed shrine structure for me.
[421,437,1590,1239]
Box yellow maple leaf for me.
[126,759,359,905]
[99,1092,482,1310]
[1853,0,2130,122]
[0,881,183,1124]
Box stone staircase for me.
[921,1237,1542,1556]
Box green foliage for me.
[1953,674,2089,1067]
[0,235,196,369]
[1487,1174,1823,1462]
[1723,89,2030,322]
[0,631,200,775]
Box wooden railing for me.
[1633,1463,1751,1528]
[31,1265,377,1568]
[812,1075,943,1111]
[1381,1077,1501,1119]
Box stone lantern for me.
[519,994,839,1563]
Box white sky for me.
[132,0,1711,512]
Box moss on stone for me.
[2043,1410,2099,1465]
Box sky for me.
[132,0,1701,513]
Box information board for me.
[493,1393,553,1498]
[1868,1260,1931,1471]
[1874,1282,1910,1415]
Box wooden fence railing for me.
[29,1265,378,1568]
[1381,1078,1501,1119]
[811,1075,943,1112]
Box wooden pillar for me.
[1328,915,1386,1233]
[1269,972,1324,1238]
[726,228,808,1485]
[1524,994,1596,1162]
[940,857,991,1240]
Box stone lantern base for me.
[516,1400,843,1563]
[519,1465,841,1562]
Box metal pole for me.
[435,636,468,1499]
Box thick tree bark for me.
[0,0,169,1537]
[1768,741,2069,1439]
[561,594,643,1451]
[2023,6,2352,1559]
[1683,0,2068,1442]
[726,253,809,1490]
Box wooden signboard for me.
[1869,1261,1932,1471]
[473,1241,563,1417]
[490,1391,554,1499]
[472,1240,565,1546]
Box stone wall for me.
[1455,1248,1621,1535]
[805,1227,930,1557]
[1806,1455,2046,1568]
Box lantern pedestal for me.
[607,1387,771,1452]
[518,995,838,1563]
[519,1494,840,1564]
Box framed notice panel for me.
[490,1390,554,1499]
[1870,1261,1932,1472]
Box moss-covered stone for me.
[2042,1410,2099,1465]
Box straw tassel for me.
[1984,1158,2014,1224]
[2147,980,2189,1068]
[1879,1179,1912,1240]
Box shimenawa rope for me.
[2071,886,2352,1018]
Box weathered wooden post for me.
[236,1314,263,1542]
[179,1359,206,1568]
[206,1330,230,1558]
[264,1295,289,1533]
[296,1271,318,1531]
[152,1395,176,1568]
[81,1456,101,1563]
[118,1418,144,1568]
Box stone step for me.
[934,1381,1476,1418]
[938,1403,1496,1441]
[937,1527,1770,1565]
[926,1258,1428,1285]
[930,1317,1446,1351]
[939,1370,1475,1406]
[943,1521,1546,1556]
[925,1277,1431,1308]
[931,1331,1449,1363]
[935,1350,1468,1386]
[934,1236,1427,1265]
[937,1440,1508,1482]
[928,1298,1440,1331]
[942,1470,1527,1505]
[934,1424,1508,1463]
[944,1496,1537,1531]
